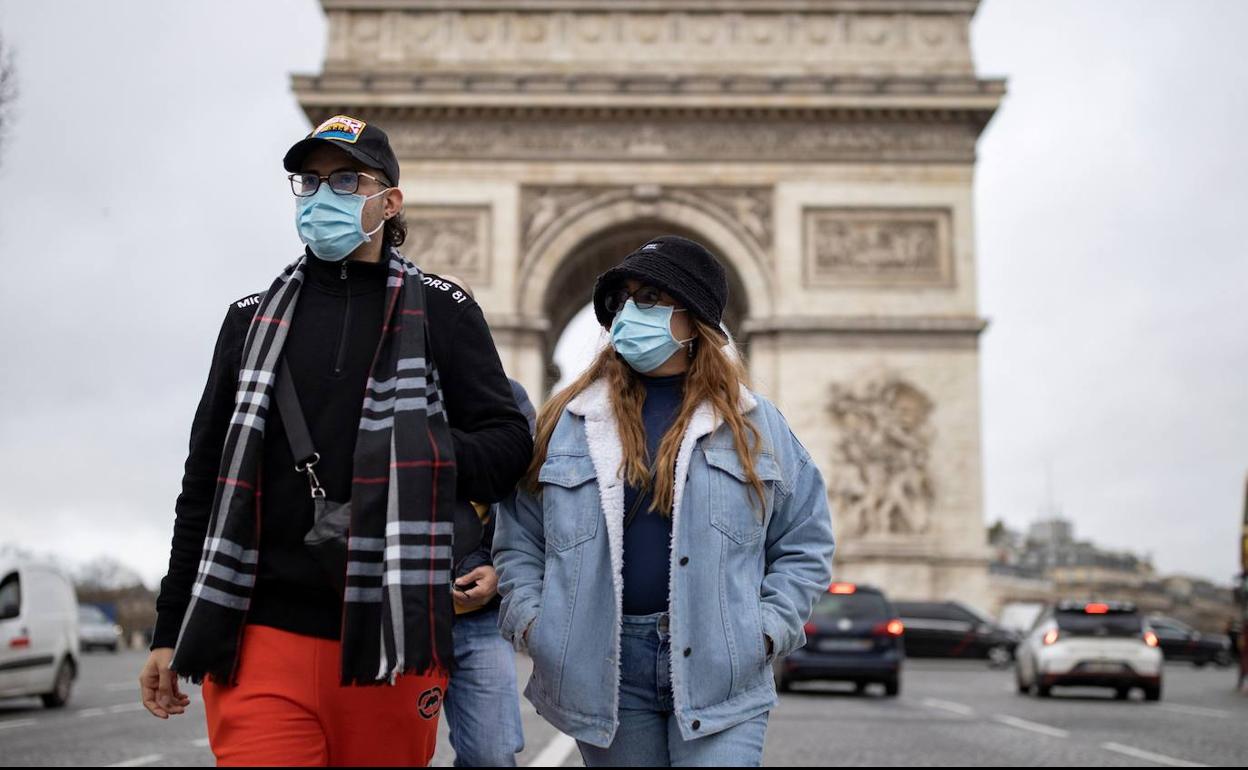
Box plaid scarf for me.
[171,248,456,686]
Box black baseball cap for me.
[283,114,400,185]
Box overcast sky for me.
[0,1,1244,589]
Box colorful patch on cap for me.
[311,115,366,144]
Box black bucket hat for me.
[591,235,728,330]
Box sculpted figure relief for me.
[827,377,935,536]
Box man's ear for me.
[384,186,404,219]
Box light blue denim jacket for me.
[494,378,835,748]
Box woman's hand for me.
[139,648,190,719]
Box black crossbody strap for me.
[275,358,318,468]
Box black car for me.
[773,582,903,696]
[893,600,1017,666]
[1146,615,1233,667]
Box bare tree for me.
[0,33,16,167]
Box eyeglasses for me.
[604,285,676,315]
[288,170,387,197]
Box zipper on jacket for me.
[333,261,351,375]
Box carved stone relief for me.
[826,376,935,537]
[325,10,974,76]
[519,185,772,256]
[804,207,953,287]
[385,119,979,164]
[402,206,491,284]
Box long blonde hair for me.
[528,319,766,516]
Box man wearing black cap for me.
[139,115,533,767]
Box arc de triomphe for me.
[294,0,1003,608]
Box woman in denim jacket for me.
[494,236,835,767]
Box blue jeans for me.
[444,606,525,767]
[577,613,770,767]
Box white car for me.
[1015,601,1162,701]
[0,561,79,707]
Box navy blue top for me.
[622,372,685,615]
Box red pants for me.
[202,624,447,767]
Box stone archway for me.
[516,189,763,393]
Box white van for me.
[0,561,79,707]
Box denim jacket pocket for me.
[705,448,783,545]
[538,453,601,551]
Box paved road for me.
[1,650,1244,766]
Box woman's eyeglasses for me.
[604,285,670,315]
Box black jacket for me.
[153,257,533,647]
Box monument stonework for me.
[294,0,1003,608]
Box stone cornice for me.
[292,74,1004,119]
[743,315,988,336]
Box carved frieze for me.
[402,205,492,284]
[380,119,978,164]
[324,9,974,77]
[804,207,954,287]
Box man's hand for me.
[140,648,190,719]
[452,565,499,611]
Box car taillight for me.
[1043,629,1060,646]
[1143,631,1159,648]
[829,583,856,594]
[803,621,816,636]
[870,619,905,637]
[1085,603,1109,614]
[9,636,30,649]
[873,618,903,636]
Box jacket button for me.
[691,720,701,730]
[683,647,691,657]
[679,556,689,566]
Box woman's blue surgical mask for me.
[295,185,389,262]
[610,299,694,373]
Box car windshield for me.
[812,591,891,620]
[78,605,110,624]
[1056,609,1141,637]
[1150,617,1191,633]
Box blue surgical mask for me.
[610,300,694,373]
[295,186,389,262]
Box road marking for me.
[106,755,164,768]
[191,738,210,748]
[920,697,976,717]
[527,733,577,767]
[1101,742,1208,767]
[991,714,1069,738]
[108,702,146,714]
[1158,703,1231,719]
[0,718,37,731]
[79,707,107,718]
